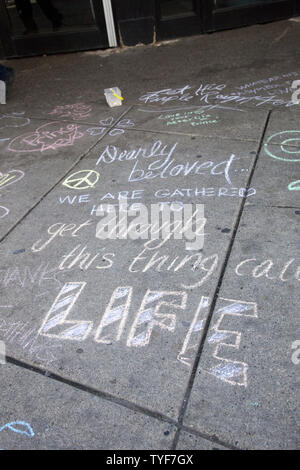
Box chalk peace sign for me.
[264,131,300,162]
[62,170,100,190]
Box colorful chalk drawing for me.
[0,113,30,130]
[0,317,61,365]
[235,256,300,283]
[87,117,135,138]
[0,421,34,449]
[38,283,257,387]
[0,170,25,219]
[0,421,34,437]
[177,296,210,366]
[0,170,25,189]
[0,206,9,219]
[127,289,187,348]
[177,296,258,387]
[38,282,93,341]
[205,298,258,387]
[0,113,30,144]
[139,72,300,108]
[264,131,300,191]
[62,170,100,190]
[95,286,132,344]
[288,180,300,191]
[49,103,92,120]
[157,109,219,127]
[7,122,84,153]
[264,130,300,162]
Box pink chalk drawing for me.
[7,122,84,153]
[49,103,92,120]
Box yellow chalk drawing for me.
[62,170,100,190]
[0,173,16,188]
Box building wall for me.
[112,0,300,46]
[0,1,299,58]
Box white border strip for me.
[102,0,118,47]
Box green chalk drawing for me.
[158,109,219,128]
[288,180,300,191]
[264,131,300,162]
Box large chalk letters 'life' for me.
[38,282,93,340]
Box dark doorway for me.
[0,0,109,57]
[156,0,298,40]
[202,0,296,32]
[156,0,202,40]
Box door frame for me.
[103,0,117,47]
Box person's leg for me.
[36,0,63,28]
[0,64,8,82]
[15,0,38,33]
[0,64,15,97]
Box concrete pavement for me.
[0,18,299,450]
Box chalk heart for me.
[99,117,114,126]
[7,122,83,153]
[0,170,24,189]
[87,127,105,136]
[109,128,125,137]
[118,119,134,128]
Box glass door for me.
[0,0,111,57]
[202,0,296,32]
[156,0,202,40]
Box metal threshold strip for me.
[102,0,118,47]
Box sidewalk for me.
[0,18,299,450]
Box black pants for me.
[0,64,8,82]
[15,0,61,29]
